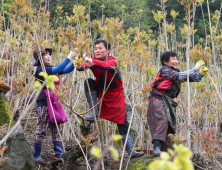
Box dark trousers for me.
[84,78,130,136]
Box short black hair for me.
[160,51,177,66]
[95,40,111,50]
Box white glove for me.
[67,51,76,60]
[194,60,205,70]
[85,56,89,61]
[82,53,87,60]
[85,56,93,64]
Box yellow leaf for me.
[48,75,59,81]
[198,0,204,4]
[173,157,182,169]
[33,81,41,91]
[165,162,178,170]
[160,152,170,161]
[183,160,194,170]
[91,147,101,158]
[175,144,192,159]
[39,72,48,78]
[109,146,119,161]
[148,160,162,170]
[112,135,123,141]
[46,82,55,91]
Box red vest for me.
[80,56,125,124]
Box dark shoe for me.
[122,134,144,159]
[153,139,162,156]
[33,142,43,162]
[131,150,144,159]
[85,112,95,121]
[53,141,64,158]
[85,91,99,121]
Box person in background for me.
[77,40,144,159]
[33,48,76,161]
[147,51,208,156]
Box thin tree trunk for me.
[186,7,191,149]
[191,2,197,48]
[161,0,168,50]
[200,4,208,51]
[207,0,222,96]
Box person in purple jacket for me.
[147,51,208,156]
[32,48,76,161]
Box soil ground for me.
[21,111,130,170]
[21,111,222,170]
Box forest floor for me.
[21,111,222,170]
[21,111,130,170]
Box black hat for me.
[33,48,52,66]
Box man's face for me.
[164,56,178,69]
[94,43,110,60]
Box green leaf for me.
[165,162,178,170]
[173,157,182,169]
[148,160,162,170]
[39,72,48,78]
[48,75,59,81]
[149,67,155,75]
[33,81,41,91]
[46,83,55,91]
[109,146,119,161]
[44,75,59,91]
[160,152,170,161]
[173,145,194,170]
[91,147,101,158]
[182,160,194,170]
[112,134,123,141]
[198,0,204,4]
[168,148,174,154]
[175,144,192,159]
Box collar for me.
[92,55,114,61]
[163,65,180,72]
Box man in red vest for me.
[77,40,144,159]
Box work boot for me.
[153,139,162,156]
[33,142,43,162]
[53,141,64,159]
[85,91,99,121]
[122,134,144,159]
